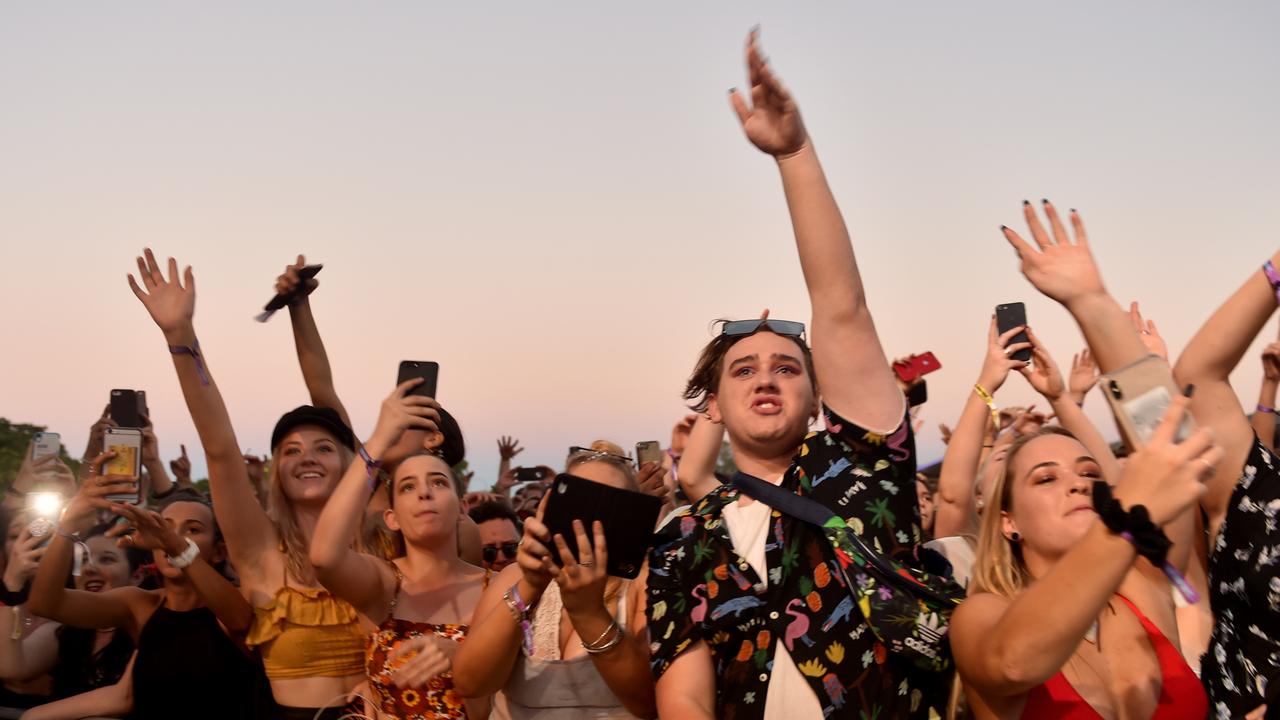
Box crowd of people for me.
[3,30,1278,720]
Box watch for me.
[166,538,201,570]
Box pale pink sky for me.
[2,3,1278,486]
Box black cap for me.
[271,406,356,452]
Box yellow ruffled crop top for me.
[246,582,368,680]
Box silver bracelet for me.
[581,620,623,654]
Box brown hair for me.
[969,426,1078,599]
[683,322,817,413]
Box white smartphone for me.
[102,428,142,504]
[33,432,61,461]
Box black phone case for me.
[995,303,1032,363]
[541,474,663,579]
[110,389,142,428]
[397,361,439,399]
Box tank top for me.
[1020,595,1207,719]
[132,602,266,720]
[503,581,641,719]
[51,625,134,697]
[246,564,368,679]
[365,562,489,719]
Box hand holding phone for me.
[995,304,1033,363]
[110,389,143,429]
[33,432,61,461]
[893,353,942,384]
[102,428,143,504]
[397,361,439,399]
[541,473,663,579]
[635,441,663,467]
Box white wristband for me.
[166,538,200,570]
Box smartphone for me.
[102,428,142,504]
[542,473,663,579]
[110,389,142,428]
[906,380,928,408]
[136,390,149,423]
[635,441,663,467]
[33,432,61,461]
[397,361,439,399]
[514,467,547,484]
[893,352,943,384]
[25,491,64,548]
[1101,355,1195,450]
[995,303,1032,363]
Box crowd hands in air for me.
[3,28,1278,720]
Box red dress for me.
[1021,595,1207,719]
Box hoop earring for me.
[1009,532,1021,542]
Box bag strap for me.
[730,471,957,606]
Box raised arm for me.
[309,380,438,618]
[278,255,353,430]
[140,422,174,499]
[111,503,253,634]
[0,528,57,681]
[28,455,142,635]
[128,249,274,567]
[20,653,134,720]
[934,319,1029,539]
[954,398,1219,696]
[1252,341,1280,452]
[496,436,523,489]
[729,31,900,431]
[674,414,725,505]
[1174,249,1280,526]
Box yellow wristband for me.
[974,384,1000,431]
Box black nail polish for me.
[1070,208,1077,213]
[1022,200,1030,206]
[1041,198,1050,205]
[1183,383,1196,398]
[1000,225,1009,232]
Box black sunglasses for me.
[720,319,806,339]
[482,542,519,563]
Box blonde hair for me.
[266,444,355,586]
[969,427,1077,599]
[565,440,638,489]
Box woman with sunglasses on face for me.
[130,250,374,718]
[28,455,263,720]
[310,380,490,720]
[454,441,657,720]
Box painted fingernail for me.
[1000,225,1009,232]
[1070,208,1077,213]
[1041,198,1050,205]
[1183,384,1196,398]
[1022,200,1030,206]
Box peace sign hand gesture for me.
[729,29,808,159]
[128,248,196,340]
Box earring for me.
[1010,532,1021,542]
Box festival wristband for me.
[358,446,382,494]
[1258,404,1276,415]
[973,383,1000,432]
[1092,481,1198,604]
[168,340,210,386]
[1264,260,1280,305]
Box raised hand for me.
[368,379,441,453]
[1001,201,1107,308]
[515,510,560,596]
[636,461,668,501]
[62,452,136,535]
[497,436,524,462]
[728,29,808,158]
[4,526,47,592]
[170,445,193,484]
[1112,394,1222,526]
[110,504,187,557]
[1129,302,1168,360]
[82,404,117,472]
[1018,327,1066,402]
[1068,349,1099,406]
[1263,342,1280,383]
[141,423,161,466]
[553,519,610,617]
[13,441,76,498]
[978,316,1032,395]
[275,254,319,302]
[128,248,196,339]
[670,414,698,457]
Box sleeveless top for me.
[132,602,265,720]
[51,625,134,698]
[503,581,641,720]
[1202,436,1280,718]
[1020,595,1207,719]
[246,564,368,680]
[365,562,490,719]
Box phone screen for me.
[397,361,439,399]
[1118,385,1194,445]
[995,303,1032,363]
[103,429,142,504]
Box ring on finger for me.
[580,561,595,568]
[1003,347,1013,356]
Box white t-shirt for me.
[722,498,824,720]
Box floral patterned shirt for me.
[1204,437,1280,719]
[646,405,950,719]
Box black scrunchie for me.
[1091,481,1172,566]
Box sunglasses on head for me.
[481,542,519,564]
[720,319,806,339]
[567,446,633,466]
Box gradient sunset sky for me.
[2,2,1278,486]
